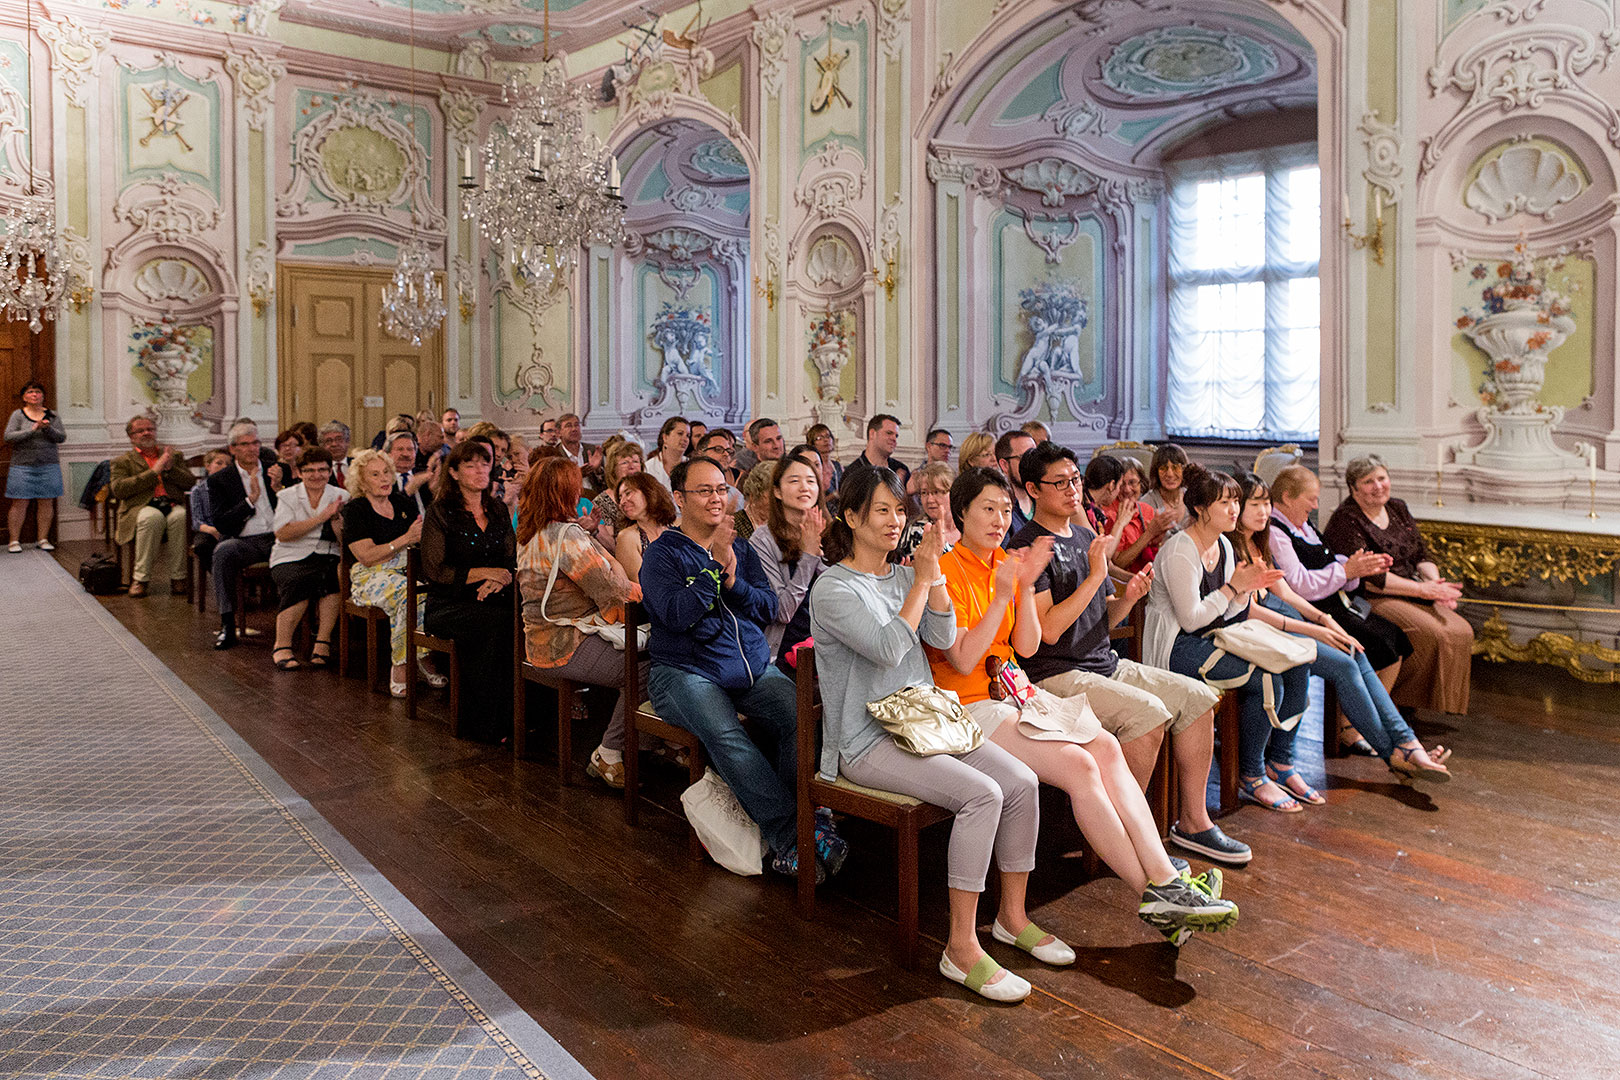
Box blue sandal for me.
[1266,763,1326,805]
[1239,775,1302,813]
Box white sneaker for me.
[939,951,1031,1003]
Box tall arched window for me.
[1166,145,1320,441]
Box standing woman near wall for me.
[5,381,65,551]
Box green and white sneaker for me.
[1139,875,1239,938]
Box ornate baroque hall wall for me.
[7,0,1620,538]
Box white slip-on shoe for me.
[939,951,1031,1003]
[992,919,1076,966]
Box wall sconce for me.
[69,281,94,312]
[871,257,896,301]
[1342,190,1385,266]
[248,284,272,318]
[753,273,776,311]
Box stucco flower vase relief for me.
[1454,237,1585,473]
[806,310,854,429]
[648,302,720,415]
[132,316,207,447]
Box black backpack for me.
[79,553,122,595]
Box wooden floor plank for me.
[59,543,1620,1080]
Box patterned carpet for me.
[0,552,594,1080]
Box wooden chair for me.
[235,562,274,634]
[1319,681,1346,759]
[1252,444,1304,486]
[793,644,953,971]
[620,602,707,860]
[187,501,212,612]
[337,546,391,694]
[1107,604,1182,836]
[102,493,133,587]
[513,585,586,782]
[404,548,463,733]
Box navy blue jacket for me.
[641,527,778,691]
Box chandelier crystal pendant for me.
[378,0,446,345]
[460,0,625,293]
[380,236,447,347]
[0,1,68,334]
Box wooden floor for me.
[53,543,1620,1080]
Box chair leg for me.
[796,783,817,916]
[897,818,921,971]
[1322,680,1345,760]
[338,609,351,677]
[556,682,575,785]
[1216,694,1241,817]
[685,742,705,861]
[446,651,462,737]
[623,717,641,827]
[366,618,383,693]
[513,672,530,760]
[406,639,419,721]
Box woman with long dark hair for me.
[1144,465,1313,813]
[612,471,678,584]
[749,451,827,666]
[517,458,643,788]
[421,439,516,742]
[643,416,690,491]
[810,467,1049,1003]
[1229,473,1452,785]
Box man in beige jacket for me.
[110,415,196,597]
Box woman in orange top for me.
[929,469,1234,938]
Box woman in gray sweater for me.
[5,380,66,551]
[808,466,1057,1004]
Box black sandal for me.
[273,647,300,671]
[308,639,333,668]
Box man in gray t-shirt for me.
[1007,441,1250,867]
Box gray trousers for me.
[212,531,275,615]
[543,633,647,752]
[840,737,1039,893]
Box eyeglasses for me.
[929,441,954,450]
[681,485,730,499]
[1035,475,1083,491]
[704,445,734,457]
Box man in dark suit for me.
[208,421,278,649]
[387,431,434,515]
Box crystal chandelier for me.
[460,0,625,294]
[0,1,67,334]
[378,0,446,344]
[380,236,446,347]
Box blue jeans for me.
[1169,630,1310,779]
[648,664,800,856]
[1262,597,1415,760]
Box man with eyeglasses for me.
[698,429,745,510]
[207,421,279,648]
[993,430,1037,543]
[639,456,841,882]
[1006,441,1248,868]
[110,415,197,598]
[906,427,955,495]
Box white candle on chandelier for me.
[608,156,621,191]
[1342,193,1351,224]
[461,145,473,181]
[1373,187,1383,222]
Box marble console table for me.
[1414,504,1620,683]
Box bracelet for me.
[928,574,947,589]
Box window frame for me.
[1164,141,1322,444]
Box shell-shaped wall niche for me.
[1464,144,1585,224]
[133,258,213,304]
[804,235,860,290]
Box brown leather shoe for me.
[171,578,188,597]
[127,581,148,598]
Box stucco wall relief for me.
[1464,141,1586,221]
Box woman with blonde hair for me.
[341,447,439,696]
[592,440,646,543]
[959,431,995,473]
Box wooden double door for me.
[278,264,443,443]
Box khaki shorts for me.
[1036,659,1218,744]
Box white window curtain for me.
[1166,146,1320,441]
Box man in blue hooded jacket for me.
[641,456,846,881]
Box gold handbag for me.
[867,685,983,757]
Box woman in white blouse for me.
[642,416,689,491]
[1144,464,1315,813]
[268,446,347,670]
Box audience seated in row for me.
[111,415,197,597]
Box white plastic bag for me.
[680,767,767,876]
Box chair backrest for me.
[1252,444,1303,487]
[1107,600,1146,665]
[624,602,650,706]
[793,645,823,785]
[1092,440,1154,477]
[405,547,422,633]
